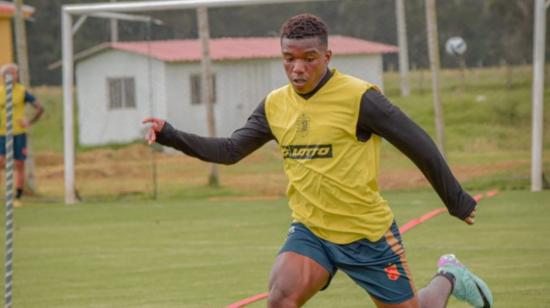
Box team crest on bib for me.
[296,113,310,137]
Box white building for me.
[74,36,397,146]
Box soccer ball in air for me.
[445,37,467,57]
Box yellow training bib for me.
[0,83,29,135]
[265,69,393,244]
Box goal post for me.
[61,0,333,204]
[531,0,547,192]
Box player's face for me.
[1,67,18,83]
[281,37,332,94]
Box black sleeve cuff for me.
[449,193,477,220]
[155,121,176,146]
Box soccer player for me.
[0,63,44,205]
[144,14,492,308]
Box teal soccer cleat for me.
[438,254,493,308]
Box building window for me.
[190,74,216,105]
[107,77,136,109]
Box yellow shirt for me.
[0,83,30,135]
[265,70,394,244]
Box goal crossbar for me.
[64,0,324,14]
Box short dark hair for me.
[280,14,328,47]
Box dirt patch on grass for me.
[379,160,525,190]
[31,144,527,199]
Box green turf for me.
[1,190,549,307]
[385,67,550,154]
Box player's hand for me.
[142,117,166,145]
[19,119,29,128]
[464,207,476,225]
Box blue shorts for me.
[0,134,28,160]
[279,221,415,304]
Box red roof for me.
[0,1,34,16]
[109,36,397,62]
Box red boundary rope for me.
[226,293,269,308]
[225,189,499,308]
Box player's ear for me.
[324,49,332,63]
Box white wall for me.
[77,51,384,146]
[215,59,273,135]
[164,63,207,135]
[76,50,166,146]
[165,60,274,137]
[132,53,383,141]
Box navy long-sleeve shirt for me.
[156,72,476,220]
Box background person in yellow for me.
[0,63,44,205]
[143,14,492,308]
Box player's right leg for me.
[0,135,6,167]
[12,134,27,205]
[267,251,329,307]
[268,223,335,308]
[0,136,5,194]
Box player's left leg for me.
[330,221,458,308]
[417,275,453,307]
[369,294,420,308]
[332,221,420,307]
[436,254,493,307]
[14,160,24,199]
[368,274,452,307]
[371,253,493,308]
[370,255,493,308]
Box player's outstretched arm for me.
[141,100,275,165]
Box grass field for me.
[3,190,549,307]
